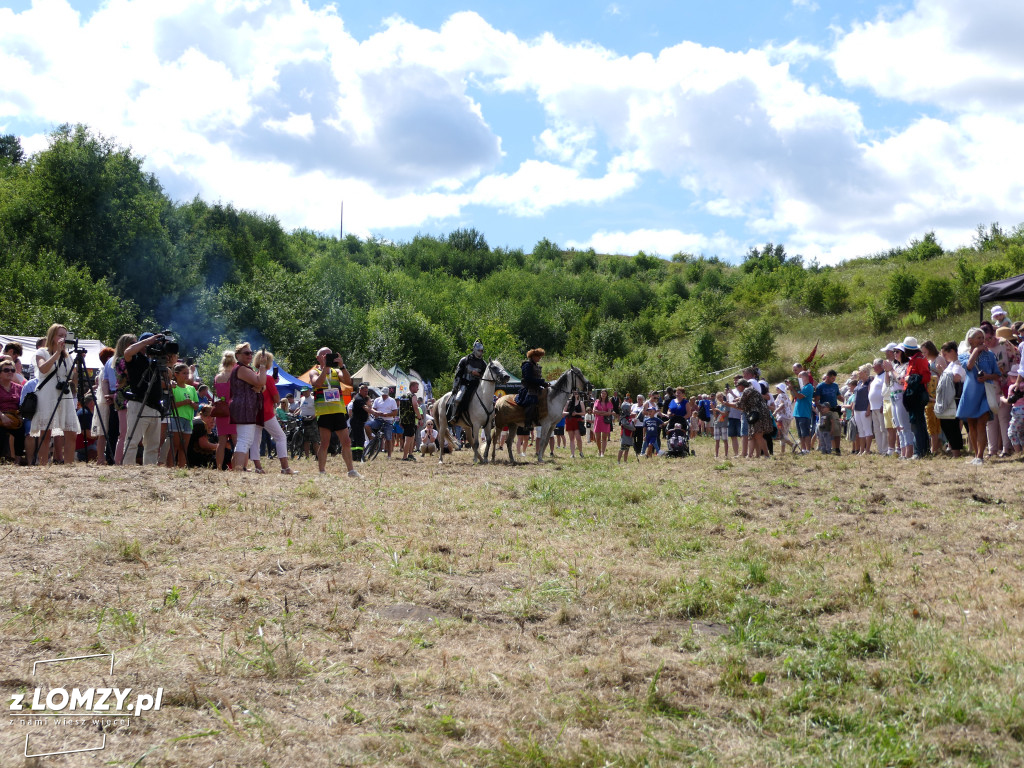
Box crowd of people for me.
[2,310,1023,471]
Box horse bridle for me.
[469,360,505,421]
[549,367,584,397]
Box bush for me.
[903,231,943,261]
[688,328,724,376]
[885,269,919,312]
[912,277,955,320]
[590,319,630,361]
[737,319,776,367]
[803,274,849,315]
[865,299,895,334]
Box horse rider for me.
[447,339,486,423]
[515,348,548,429]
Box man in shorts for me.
[366,386,399,458]
[400,380,424,461]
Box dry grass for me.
[1,444,1023,767]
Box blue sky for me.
[2,0,1023,263]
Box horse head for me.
[571,365,593,395]
[487,359,511,385]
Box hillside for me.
[3,125,1023,391]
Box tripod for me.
[33,347,110,466]
[121,356,182,466]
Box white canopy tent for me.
[0,334,107,373]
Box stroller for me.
[665,419,691,457]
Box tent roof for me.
[0,334,106,371]
[980,273,1024,307]
[273,365,309,396]
[352,362,397,388]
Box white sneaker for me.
[969,457,983,466]
[348,469,363,478]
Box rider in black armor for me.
[515,348,548,429]
[447,340,486,423]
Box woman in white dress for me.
[32,324,81,465]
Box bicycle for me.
[362,422,388,462]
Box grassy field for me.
[2,443,1022,767]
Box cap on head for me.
[880,342,897,352]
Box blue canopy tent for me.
[273,366,310,398]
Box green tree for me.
[365,301,456,379]
[688,327,723,376]
[0,134,24,165]
[590,319,629,361]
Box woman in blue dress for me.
[956,327,1000,465]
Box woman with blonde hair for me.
[253,350,296,474]
[957,327,1000,465]
[213,350,237,470]
[32,323,80,465]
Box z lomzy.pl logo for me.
[7,653,162,758]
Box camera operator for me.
[120,332,171,465]
[31,324,81,466]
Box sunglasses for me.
[0,368,14,373]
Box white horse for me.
[488,366,593,464]
[431,359,511,464]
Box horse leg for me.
[506,427,517,465]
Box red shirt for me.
[261,376,280,422]
[0,381,22,412]
[906,352,931,385]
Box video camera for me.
[148,329,180,358]
[64,330,85,355]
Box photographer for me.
[120,331,171,465]
[31,324,81,466]
[310,347,361,477]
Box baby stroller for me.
[665,421,691,457]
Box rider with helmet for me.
[447,339,486,423]
[515,348,548,429]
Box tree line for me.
[3,125,1023,392]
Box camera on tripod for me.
[64,330,85,355]
[148,329,179,358]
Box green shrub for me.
[912,277,955,320]
[885,269,919,312]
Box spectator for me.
[793,371,814,454]
[186,405,218,468]
[956,327,1000,465]
[772,383,796,454]
[563,390,585,458]
[852,364,874,455]
[901,337,931,459]
[253,351,296,474]
[737,378,771,458]
[593,389,614,458]
[228,343,267,472]
[868,359,889,455]
[935,342,965,457]
[75,395,98,462]
[814,370,842,456]
[32,324,81,466]
[366,384,399,459]
[93,346,116,466]
[166,362,198,468]
[0,358,24,462]
[348,383,370,462]
[2,342,26,385]
[213,350,237,471]
[420,418,438,456]
[310,347,360,477]
[399,380,424,462]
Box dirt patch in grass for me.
[1,446,1022,766]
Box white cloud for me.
[832,0,1024,115]
[472,160,637,216]
[1,0,1023,261]
[567,228,740,258]
[263,112,315,139]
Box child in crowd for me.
[817,402,838,454]
[642,405,663,458]
[1002,388,1024,453]
[712,392,729,458]
[617,403,635,463]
